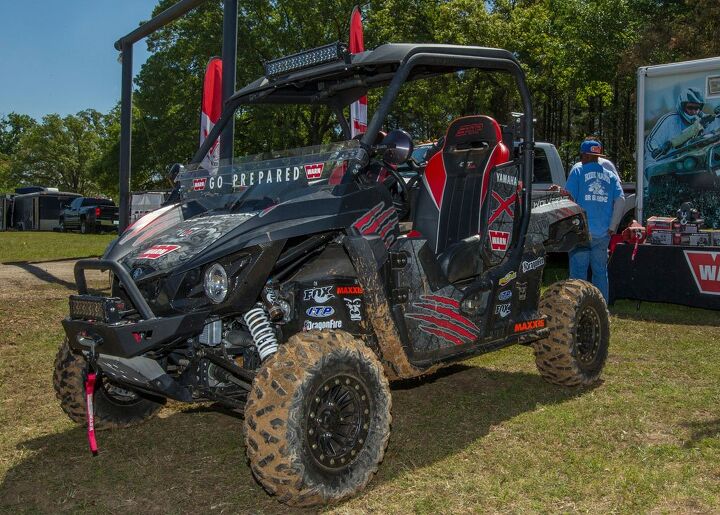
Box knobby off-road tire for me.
[244,331,391,507]
[533,279,610,386]
[53,339,164,429]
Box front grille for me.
[69,295,125,323]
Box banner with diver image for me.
[638,58,720,229]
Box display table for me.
[609,243,720,310]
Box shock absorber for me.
[243,304,278,361]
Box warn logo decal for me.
[193,178,207,191]
[137,245,180,260]
[489,230,510,251]
[405,295,480,346]
[304,162,324,180]
[684,250,720,296]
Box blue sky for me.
[0,1,155,120]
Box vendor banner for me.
[638,58,720,229]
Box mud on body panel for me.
[388,238,481,361]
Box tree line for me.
[2,0,719,197]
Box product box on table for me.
[703,229,720,246]
[647,216,676,232]
[672,220,704,233]
[688,232,711,246]
[648,230,673,245]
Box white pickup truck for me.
[532,142,637,232]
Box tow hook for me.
[80,333,102,456]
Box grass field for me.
[0,232,115,263]
[0,234,718,513]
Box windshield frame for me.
[192,46,532,167]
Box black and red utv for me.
[55,43,608,506]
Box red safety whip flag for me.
[349,6,367,137]
[200,57,223,171]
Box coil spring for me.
[243,304,278,361]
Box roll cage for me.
[193,42,535,267]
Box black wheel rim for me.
[575,306,602,365]
[306,374,371,470]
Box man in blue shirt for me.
[565,140,625,302]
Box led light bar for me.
[69,295,126,323]
[264,42,348,78]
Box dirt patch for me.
[0,260,106,297]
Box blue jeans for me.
[569,235,610,301]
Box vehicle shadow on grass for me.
[0,365,591,513]
[5,261,77,289]
[682,418,720,448]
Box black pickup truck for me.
[59,197,119,234]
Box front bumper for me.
[64,258,209,358]
[62,311,208,358]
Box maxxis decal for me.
[405,295,479,346]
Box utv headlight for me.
[204,263,229,304]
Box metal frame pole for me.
[114,0,222,232]
[220,0,237,162]
[118,45,133,232]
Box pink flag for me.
[349,7,367,137]
[200,57,223,171]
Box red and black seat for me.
[412,115,510,257]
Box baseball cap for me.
[580,140,605,156]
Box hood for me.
[105,201,256,276]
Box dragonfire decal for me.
[684,250,720,295]
[489,230,510,251]
[405,295,480,346]
[352,202,398,248]
[137,245,180,260]
[303,320,343,331]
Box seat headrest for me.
[444,115,502,150]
